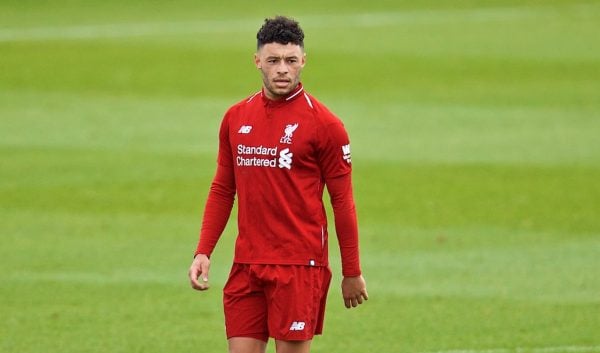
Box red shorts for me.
[223,263,332,342]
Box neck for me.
[263,88,285,101]
[263,82,303,101]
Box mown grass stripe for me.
[419,345,600,353]
[1,4,596,42]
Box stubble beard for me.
[262,72,300,100]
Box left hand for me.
[341,275,369,309]
[188,254,211,291]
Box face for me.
[255,42,306,100]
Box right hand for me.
[189,254,211,291]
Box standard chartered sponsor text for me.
[238,144,277,156]
[237,155,278,167]
[237,144,288,168]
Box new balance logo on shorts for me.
[289,321,306,331]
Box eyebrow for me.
[266,55,299,59]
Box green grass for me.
[1,1,599,352]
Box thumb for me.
[200,261,210,282]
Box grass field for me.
[1,1,599,352]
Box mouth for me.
[273,78,291,88]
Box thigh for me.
[223,264,269,342]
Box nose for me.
[276,61,289,74]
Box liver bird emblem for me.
[280,123,299,144]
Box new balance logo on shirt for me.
[289,321,306,331]
[238,125,253,134]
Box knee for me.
[228,337,267,353]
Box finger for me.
[351,298,358,308]
[191,276,210,290]
[357,295,363,305]
[189,267,202,289]
[344,298,351,309]
[200,261,210,282]
[362,289,369,301]
[189,266,210,291]
[191,278,205,290]
[190,276,205,290]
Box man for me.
[188,16,368,353]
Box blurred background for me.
[1,1,599,352]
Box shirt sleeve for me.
[318,120,352,179]
[327,173,362,277]
[318,119,361,276]
[195,115,236,257]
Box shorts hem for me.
[227,332,269,343]
[270,333,320,341]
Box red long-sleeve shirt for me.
[195,83,361,276]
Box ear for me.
[254,53,261,69]
[301,52,306,68]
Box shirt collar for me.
[261,83,304,106]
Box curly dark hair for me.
[256,16,304,49]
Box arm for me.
[189,115,236,291]
[194,163,236,258]
[326,173,369,308]
[189,163,235,291]
[318,118,368,308]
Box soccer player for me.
[188,16,368,353]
